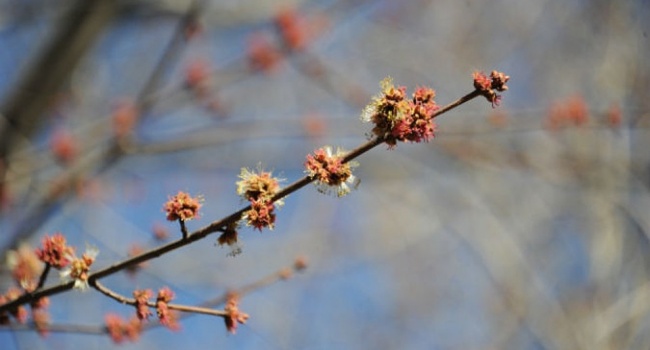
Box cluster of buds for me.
[305,146,360,197]
[361,78,439,148]
[473,70,510,107]
[133,289,153,320]
[275,7,307,51]
[223,293,249,334]
[35,233,74,269]
[156,287,179,331]
[247,32,282,73]
[33,233,98,290]
[236,167,283,232]
[105,313,142,344]
[7,243,43,291]
[544,95,589,130]
[59,246,99,290]
[163,191,203,222]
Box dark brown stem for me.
[35,263,51,290]
[433,90,481,119]
[179,220,188,239]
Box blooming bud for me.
[305,146,359,197]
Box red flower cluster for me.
[60,247,98,290]
[224,293,249,334]
[246,198,277,231]
[7,244,42,291]
[236,167,283,231]
[35,233,74,269]
[247,32,282,73]
[133,289,153,320]
[305,146,359,197]
[544,95,589,130]
[163,191,202,222]
[473,70,510,107]
[156,287,179,331]
[361,78,439,148]
[105,313,142,344]
[275,7,306,51]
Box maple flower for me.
[275,7,307,51]
[361,78,438,147]
[361,77,409,146]
[305,146,360,197]
[236,166,283,204]
[105,313,126,344]
[236,166,284,232]
[243,198,277,231]
[7,243,42,291]
[223,293,249,334]
[32,308,50,337]
[473,70,510,107]
[163,191,202,222]
[30,297,50,337]
[156,287,179,331]
[133,289,153,320]
[105,313,143,344]
[391,87,438,143]
[59,246,98,290]
[35,233,75,269]
[247,32,282,73]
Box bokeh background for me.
[1,0,649,349]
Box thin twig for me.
[93,281,227,318]
[35,263,51,290]
[179,220,188,239]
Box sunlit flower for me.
[156,287,179,331]
[60,246,98,290]
[243,198,276,231]
[35,233,75,269]
[236,166,283,205]
[163,191,203,222]
[133,289,153,320]
[223,293,249,334]
[7,243,42,291]
[361,78,437,147]
[473,70,510,107]
[305,146,359,197]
